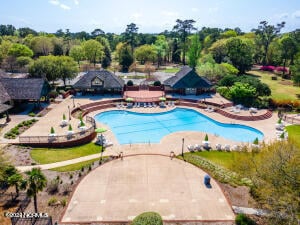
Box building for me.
[0,78,50,121]
[164,66,212,95]
[73,70,124,94]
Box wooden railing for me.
[282,114,300,124]
[19,116,96,144]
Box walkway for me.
[62,155,235,223]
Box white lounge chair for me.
[187,145,194,152]
[60,120,68,127]
[148,102,152,107]
[249,107,258,113]
[194,144,201,151]
[202,141,211,150]
[171,101,175,107]
[224,144,231,151]
[215,143,222,151]
[152,102,157,107]
[232,145,240,151]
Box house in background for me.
[73,70,124,95]
[164,66,212,95]
[0,78,50,121]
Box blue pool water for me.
[94,108,264,144]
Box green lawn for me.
[286,125,300,148]
[51,158,101,172]
[163,68,180,73]
[30,143,103,164]
[248,70,300,101]
[188,151,237,169]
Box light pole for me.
[181,138,184,160]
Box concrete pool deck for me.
[61,155,235,223]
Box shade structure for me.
[95,127,107,133]
[126,97,134,102]
[159,97,166,101]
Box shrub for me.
[253,137,259,145]
[50,127,55,134]
[131,212,163,225]
[69,174,73,179]
[260,65,275,71]
[277,118,282,124]
[61,198,67,207]
[62,184,71,195]
[127,80,134,86]
[80,120,85,127]
[48,91,58,99]
[47,179,59,194]
[88,165,92,171]
[68,124,73,131]
[275,66,288,73]
[235,214,256,225]
[204,134,208,141]
[78,172,82,177]
[48,197,57,206]
[81,166,84,172]
[153,80,161,86]
[28,112,35,117]
[63,114,66,120]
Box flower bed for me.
[4,119,38,139]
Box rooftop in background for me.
[164,66,212,89]
[0,78,50,100]
[73,70,124,89]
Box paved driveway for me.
[62,155,234,223]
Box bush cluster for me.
[260,65,288,73]
[131,212,163,225]
[4,119,37,139]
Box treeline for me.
[0,20,300,84]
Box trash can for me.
[204,174,211,185]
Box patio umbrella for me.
[159,97,166,101]
[126,97,134,102]
[95,127,107,133]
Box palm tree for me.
[22,168,47,212]
[7,173,23,197]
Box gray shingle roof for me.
[73,70,124,89]
[164,66,212,89]
[0,78,49,100]
[0,82,11,104]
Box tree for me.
[209,39,228,63]
[30,36,54,56]
[233,141,299,225]
[291,55,300,86]
[134,44,157,64]
[123,23,139,55]
[252,21,285,65]
[91,28,105,38]
[220,30,238,39]
[56,56,78,86]
[154,35,168,67]
[22,168,47,213]
[144,62,155,78]
[18,27,37,38]
[0,24,16,36]
[279,35,298,75]
[187,34,202,68]
[16,56,33,68]
[171,38,181,63]
[82,40,104,66]
[96,36,112,68]
[173,19,196,65]
[7,172,23,197]
[228,82,257,106]
[8,43,33,58]
[29,55,58,83]
[226,37,253,74]
[69,45,85,66]
[118,44,133,72]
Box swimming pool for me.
[94,108,264,144]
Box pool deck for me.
[1,95,277,156]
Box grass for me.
[51,158,102,172]
[30,143,103,164]
[163,68,180,73]
[286,125,300,148]
[189,151,238,169]
[248,70,300,100]
[178,151,252,186]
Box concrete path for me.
[62,155,235,223]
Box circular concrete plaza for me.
[62,155,234,223]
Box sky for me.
[0,0,299,34]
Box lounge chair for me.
[187,145,194,152]
[233,108,240,114]
[215,143,222,151]
[60,120,68,127]
[144,103,147,108]
[171,101,175,107]
[194,144,202,151]
[224,144,231,151]
[202,141,211,150]
[232,145,240,151]
[148,102,152,107]
[249,107,258,113]
[152,102,157,107]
